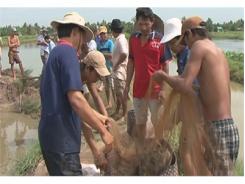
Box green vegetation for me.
[234,160,244,176]
[226,51,244,84]
[13,69,41,117]
[22,97,40,118]
[211,31,244,40]
[11,141,42,176]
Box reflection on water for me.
[0,112,38,175]
[213,39,244,52]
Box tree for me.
[206,18,214,32]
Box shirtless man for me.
[152,16,239,176]
[8,28,24,79]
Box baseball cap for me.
[83,51,110,77]
[176,16,206,45]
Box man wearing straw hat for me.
[152,16,239,175]
[39,12,113,176]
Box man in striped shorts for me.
[152,16,239,175]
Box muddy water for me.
[0,112,38,175]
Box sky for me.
[0,7,244,27]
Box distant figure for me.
[37,28,48,65]
[44,35,56,63]
[97,26,115,109]
[0,36,2,77]
[8,27,24,79]
[110,19,129,120]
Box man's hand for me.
[158,90,166,104]
[100,130,113,154]
[94,152,108,171]
[152,70,166,84]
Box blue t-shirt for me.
[97,39,114,70]
[177,46,189,75]
[39,44,83,153]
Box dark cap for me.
[110,19,124,31]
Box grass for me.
[234,160,244,176]
[211,31,244,40]
[226,52,244,84]
[10,141,42,176]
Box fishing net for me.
[103,116,178,176]
[157,84,216,175]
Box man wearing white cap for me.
[160,18,190,75]
[39,12,113,176]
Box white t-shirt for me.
[37,34,48,56]
[87,40,97,52]
[111,33,128,81]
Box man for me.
[37,28,49,65]
[152,16,239,175]
[80,50,109,116]
[8,27,24,79]
[123,8,172,142]
[161,18,189,75]
[39,12,113,176]
[80,50,111,169]
[110,19,128,120]
[97,25,115,109]
[44,35,56,61]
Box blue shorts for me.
[41,148,82,176]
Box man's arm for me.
[152,44,203,94]
[8,37,15,48]
[82,122,107,170]
[123,58,134,100]
[67,90,113,153]
[113,53,127,71]
[87,82,108,116]
[36,36,48,46]
[16,36,20,47]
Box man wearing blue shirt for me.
[39,12,113,176]
[97,26,115,109]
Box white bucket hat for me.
[51,12,93,42]
[160,18,182,43]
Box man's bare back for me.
[190,39,231,121]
